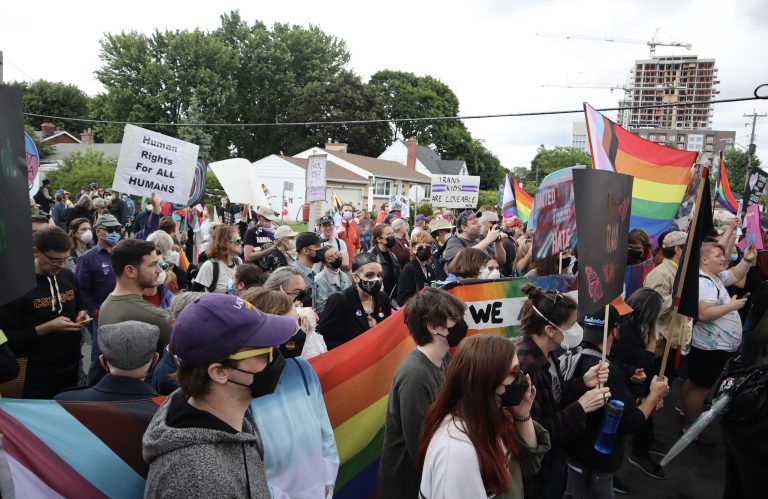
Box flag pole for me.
[659,166,709,376]
[601,303,610,364]
[712,152,721,215]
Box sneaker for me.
[612,476,630,494]
[628,454,668,480]
[648,441,669,458]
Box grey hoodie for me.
[143,390,270,499]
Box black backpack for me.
[189,261,220,293]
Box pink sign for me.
[738,204,764,251]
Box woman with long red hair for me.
[417,335,551,499]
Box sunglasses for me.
[228,346,274,363]
[230,238,242,245]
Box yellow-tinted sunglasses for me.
[228,346,274,363]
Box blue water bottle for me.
[594,400,625,455]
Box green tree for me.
[529,146,591,185]
[478,190,500,208]
[723,148,761,194]
[45,149,117,194]
[281,70,393,157]
[10,80,91,134]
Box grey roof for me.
[413,142,466,175]
[45,143,122,163]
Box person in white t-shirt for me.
[681,241,756,433]
[193,225,243,294]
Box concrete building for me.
[572,122,589,153]
[618,55,719,130]
[630,127,735,165]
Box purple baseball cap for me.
[171,294,297,367]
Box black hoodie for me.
[0,269,83,377]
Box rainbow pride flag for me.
[513,179,533,223]
[716,156,739,214]
[502,175,518,218]
[584,103,697,242]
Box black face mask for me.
[309,250,323,264]
[357,278,383,296]
[384,236,396,248]
[279,329,307,359]
[628,247,644,259]
[415,247,432,262]
[294,288,313,307]
[445,319,468,347]
[561,257,572,269]
[329,257,343,270]
[230,350,286,398]
[499,370,528,408]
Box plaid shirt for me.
[515,335,588,498]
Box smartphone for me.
[77,317,93,325]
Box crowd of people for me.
[2,179,767,498]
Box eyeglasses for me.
[230,238,242,245]
[228,346,274,363]
[41,252,69,266]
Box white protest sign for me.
[113,124,199,205]
[430,175,480,209]
[389,194,410,219]
[463,290,578,331]
[209,158,270,208]
[307,155,327,202]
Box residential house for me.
[293,141,432,212]
[379,137,468,177]
[251,155,369,222]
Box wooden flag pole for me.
[601,303,610,364]
[559,252,563,274]
[659,168,709,376]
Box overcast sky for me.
[2,0,766,169]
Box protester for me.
[411,213,427,239]
[233,264,268,293]
[264,266,312,306]
[500,217,522,276]
[610,287,667,478]
[97,239,172,373]
[681,242,756,437]
[443,209,507,265]
[0,331,20,385]
[357,209,373,252]
[384,202,402,224]
[0,227,88,398]
[315,246,353,315]
[76,213,122,383]
[262,225,298,272]
[513,235,533,276]
[417,335,551,499]
[292,232,324,307]
[243,206,278,270]
[377,201,389,224]
[445,247,491,282]
[141,249,175,309]
[369,222,400,300]
[317,215,349,271]
[55,321,159,401]
[192,225,243,294]
[478,209,500,238]
[64,217,94,273]
[92,197,108,223]
[51,192,66,229]
[378,288,466,498]
[106,188,130,225]
[515,284,610,498]
[142,294,297,498]
[389,218,411,268]
[62,194,93,230]
[396,231,439,306]
[428,218,452,270]
[33,178,53,214]
[151,291,204,395]
[643,230,690,377]
[337,202,361,265]
[147,230,182,294]
[243,288,340,498]
[134,195,163,240]
[318,252,392,349]
[564,305,670,498]
[218,196,233,225]
[31,210,51,234]
[525,253,561,277]
[627,228,653,265]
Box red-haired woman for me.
[417,335,551,499]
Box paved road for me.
[620,379,724,499]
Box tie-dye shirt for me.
[692,270,742,352]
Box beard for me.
[138,274,158,289]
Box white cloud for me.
[2,0,766,167]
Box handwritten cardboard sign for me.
[307,155,327,203]
[430,175,480,209]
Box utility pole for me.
[0,51,4,84]
[740,111,766,216]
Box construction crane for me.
[537,28,692,57]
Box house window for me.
[687,134,704,152]
[374,179,392,196]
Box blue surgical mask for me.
[105,232,121,245]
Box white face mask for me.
[156,270,167,287]
[559,322,584,349]
[79,230,94,244]
[478,267,491,279]
[285,239,295,251]
[166,251,180,267]
[487,269,501,279]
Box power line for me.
[24,86,767,128]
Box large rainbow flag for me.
[584,103,697,242]
[513,179,533,223]
[715,156,739,214]
[501,175,518,218]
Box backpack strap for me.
[208,260,220,293]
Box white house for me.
[378,138,468,177]
[251,154,369,222]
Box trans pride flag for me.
[501,175,518,218]
[584,103,697,242]
[715,156,739,214]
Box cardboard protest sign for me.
[530,176,577,261]
[307,155,327,203]
[430,175,480,208]
[574,169,633,316]
[0,86,36,305]
[113,125,199,205]
[208,158,269,208]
